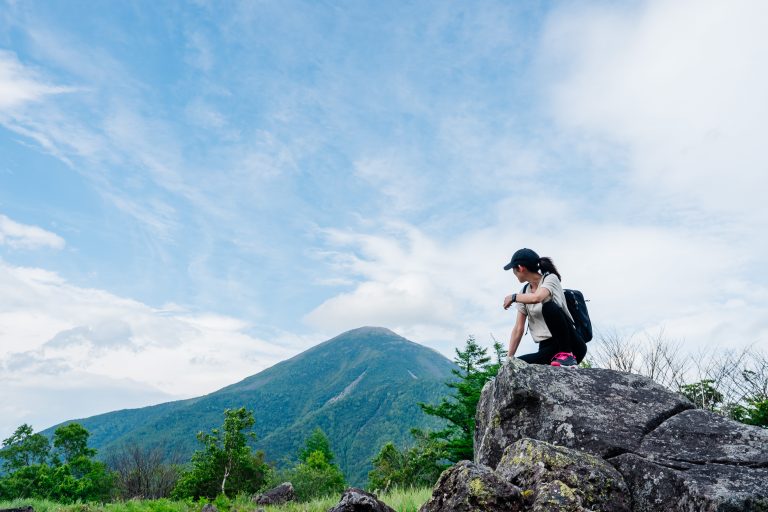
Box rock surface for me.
[419,461,524,512]
[467,358,768,511]
[496,438,631,512]
[253,482,295,505]
[637,408,768,466]
[474,359,693,468]
[611,452,768,512]
[328,487,396,512]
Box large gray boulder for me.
[475,358,693,468]
[473,359,768,511]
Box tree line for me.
[0,413,345,503]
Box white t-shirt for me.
[516,273,573,343]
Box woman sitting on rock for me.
[502,248,587,366]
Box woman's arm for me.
[515,286,550,305]
[508,310,526,357]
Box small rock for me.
[327,487,396,512]
[0,507,34,512]
[200,504,217,512]
[253,482,296,505]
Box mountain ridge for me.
[43,326,455,486]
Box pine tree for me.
[419,335,501,462]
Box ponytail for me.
[539,257,561,281]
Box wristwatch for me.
[511,293,517,303]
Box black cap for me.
[503,248,540,271]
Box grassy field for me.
[0,488,432,512]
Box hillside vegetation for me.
[41,327,455,486]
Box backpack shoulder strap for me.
[524,272,551,293]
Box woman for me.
[502,248,587,366]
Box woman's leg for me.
[541,301,574,352]
[540,300,589,362]
[571,333,588,363]
[518,339,559,365]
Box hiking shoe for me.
[550,352,577,367]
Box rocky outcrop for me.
[328,487,396,512]
[420,439,629,512]
[496,438,631,512]
[474,359,694,467]
[419,461,525,512]
[611,452,768,511]
[253,482,295,505]
[461,358,768,511]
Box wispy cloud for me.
[0,213,65,249]
[0,50,76,110]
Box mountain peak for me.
[335,326,400,337]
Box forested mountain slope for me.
[44,327,455,486]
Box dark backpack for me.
[563,288,593,342]
[524,274,593,342]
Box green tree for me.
[299,427,335,465]
[0,423,113,503]
[0,424,51,472]
[730,397,768,428]
[274,428,345,502]
[368,429,448,492]
[173,407,269,499]
[419,335,500,462]
[52,423,96,465]
[680,379,724,411]
[0,463,54,500]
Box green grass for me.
[0,488,432,512]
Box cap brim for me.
[503,262,515,271]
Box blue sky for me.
[1,0,767,437]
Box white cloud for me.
[0,50,75,111]
[0,370,176,437]
[306,213,768,358]
[0,260,300,438]
[542,0,768,224]
[0,214,65,250]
